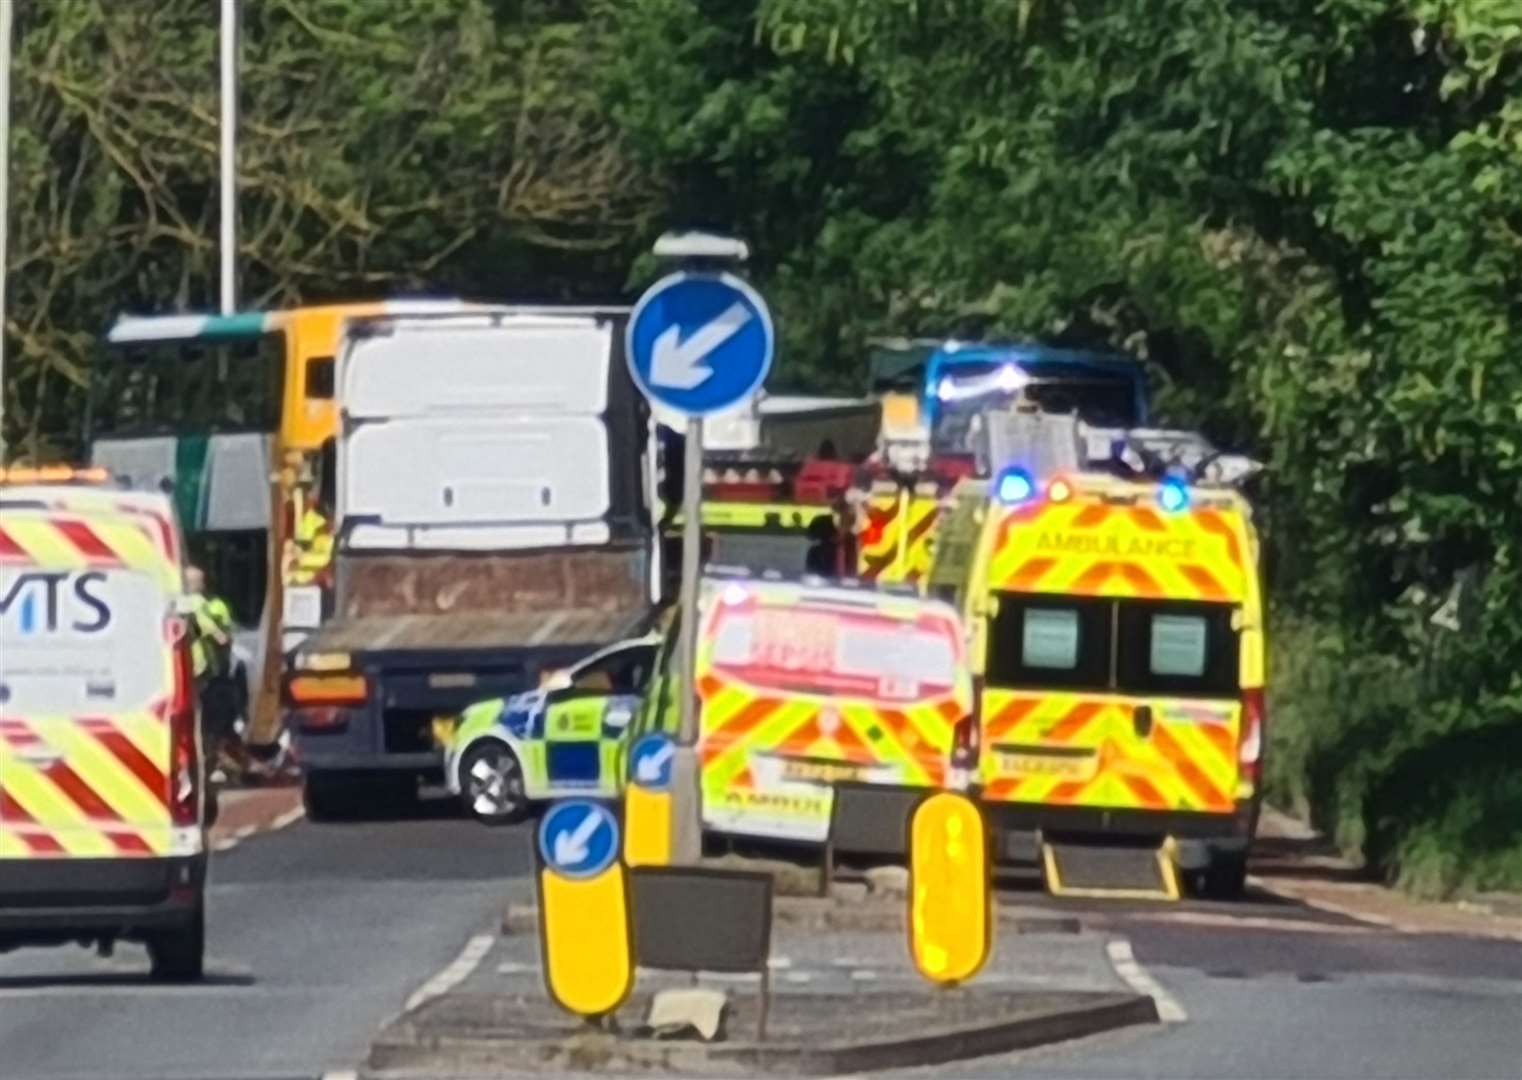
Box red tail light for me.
[1239,687,1265,786]
[168,634,199,827]
[950,679,984,774]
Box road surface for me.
[2,794,1518,1080]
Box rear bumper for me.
[0,855,205,939]
[981,799,1258,843]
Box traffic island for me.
[364,986,1157,1077]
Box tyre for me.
[302,771,354,823]
[1198,849,1249,900]
[459,740,528,825]
[148,902,205,982]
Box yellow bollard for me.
[908,791,992,985]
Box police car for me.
[445,633,662,824]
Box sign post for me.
[908,791,992,986]
[536,800,633,1018]
[624,732,677,867]
[627,250,775,865]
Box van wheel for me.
[460,741,528,825]
[303,772,354,823]
[1198,850,1249,900]
[148,903,205,982]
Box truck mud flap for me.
[1041,838,1180,901]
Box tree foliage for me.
[2,0,1519,889]
[3,0,657,455]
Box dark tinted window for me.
[1116,600,1238,697]
[985,592,1239,698]
[89,336,284,439]
[986,593,1112,690]
[305,356,336,400]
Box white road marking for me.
[405,934,495,1013]
[270,805,306,831]
[209,800,307,855]
[767,956,793,969]
[784,971,813,984]
[1106,938,1187,1023]
[321,1071,358,1080]
[850,969,878,981]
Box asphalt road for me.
[902,864,1522,1080]
[0,792,534,1080]
[3,802,1519,1080]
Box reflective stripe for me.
[0,506,185,861]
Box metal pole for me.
[218,0,237,315]
[668,415,705,864]
[0,0,14,460]
[678,415,703,743]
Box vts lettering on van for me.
[0,571,113,635]
[930,467,1265,900]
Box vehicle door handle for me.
[1133,705,1154,739]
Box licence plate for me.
[780,758,872,784]
[996,751,1097,781]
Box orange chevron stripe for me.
[1117,562,1166,596]
[701,697,783,763]
[1128,507,1166,533]
[1194,509,1244,570]
[1178,563,1229,601]
[984,697,1040,740]
[1150,724,1232,811]
[1044,701,1105,744]
[1071,505,1111,529]
[1071,561,1116,593]
[1006,556,1059,590]
[1122,772,1170,809]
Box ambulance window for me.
[985,593,1111,690]
[1150,615,1207,676]
[1023,609,1079,669]
[1116,601,1238,696]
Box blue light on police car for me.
[996,468,1036,505]
[1158,478,1190,513]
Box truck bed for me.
[303,608,651,658]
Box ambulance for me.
[637,573,977,845]
[932,453,1265,899]
[0,468,210,978]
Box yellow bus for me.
[89,300,474,745]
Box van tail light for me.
[168,636,199,828]
[1239,687,1265,786]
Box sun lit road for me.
[0,793,536,1080]
[5,799,1520,1080]
[891,842,1522,1080]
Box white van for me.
[0,474,211,980]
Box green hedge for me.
[1267,614,1522,898]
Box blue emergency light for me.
[1158,477,1190,513]
[996,468,1037,505]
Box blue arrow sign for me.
[539,800,620,880]
[628,733,677,791]
[626,271,774,417]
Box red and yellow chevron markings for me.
[986,501,1248,602]
[980,692,1240,813]
[857,493,941,585]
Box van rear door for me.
[0,516,180,860]
[980,594,1242,815]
